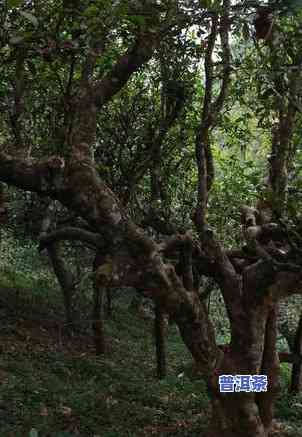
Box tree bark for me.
[256,305,279,429]
[290,312,302,393]
[92,282,106,355]
[40,201,77,330]
[47,243,76,330]
[154,302,167,379]
[92,252,108,354]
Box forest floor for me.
[0,282,210,437]
[0,278,301,437]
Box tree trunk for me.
[206,390,267,437]
[154,302,167,379]
[106,288,112,317]
[256,305,279,429]
[203,281,280,436]
[290,312,302,393]
[47,244,76,331]
[92,281,106,354]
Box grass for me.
[0,280,209,437]
[0,267,302,437]
[274,364,302,436]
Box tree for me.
[1,1,302,436]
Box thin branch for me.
[39,227,105,251]
[93,34,159,109]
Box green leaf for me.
[199,0,213,8]
[84,5,99,17]
[260,88,274,100]
[27,61,37,76]
[128,15,146,26]
[8,0,23,7]
[20,11,38,27]
[9,35,24,45]
[29,429,39,437]
[285,0,302,13]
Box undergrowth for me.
[0,244,302,436]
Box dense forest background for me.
[1,0,302,436]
